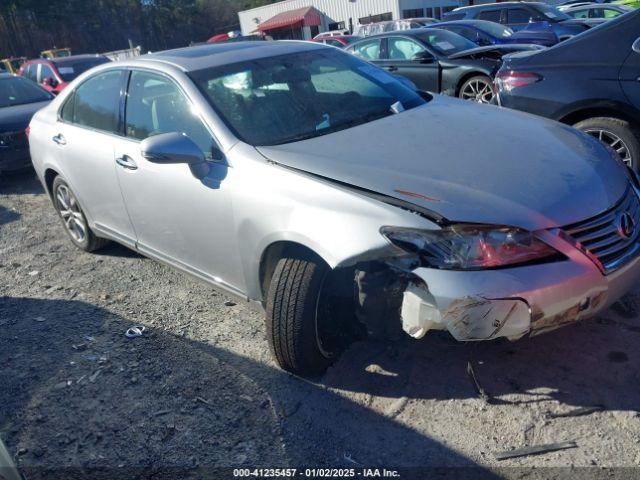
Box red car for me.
[18,55,110,95]
[311,35,360,48]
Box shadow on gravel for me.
[0,296,501,480]
[94,242,144,259]
[0,205,20,226]
[316,311,640,411]
[0,170,44,196]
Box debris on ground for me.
[548,405,604,419]
[224,301,237,307]
[494,441,578,460]
[467,360,491,403]
[124,325,146,338]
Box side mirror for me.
[42,76,57,87]
[411,50,435,63]
[141,132,205,165]
[633,37,640,54]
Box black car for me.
[443,2,590,40]
[345,28,541,104]
[0,73,52,173]
[495,10,640,169]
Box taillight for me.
[495,71,542,92]
[25,126,30,137]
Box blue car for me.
[431,20,559,47]
[443,2,590,40]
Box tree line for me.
[0,0,277,59]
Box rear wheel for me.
[574,117,640,171]
[265,254,343,376]
[52,176,108,252]
[459,75,494,104]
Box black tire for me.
[573,117,640,171]
[265,255,334,376]
[458,75,494,104]
[52,176,109,252]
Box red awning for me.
[255,6,322,32]
[207,33,230,43]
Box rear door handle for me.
[52,134,66,145]
[116,155,138,170]
[386,66,398,72]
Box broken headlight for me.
[380,225,562,270]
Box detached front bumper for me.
[400,229,640,341]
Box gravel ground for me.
[1,171,640,479]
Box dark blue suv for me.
[443,2,590,40]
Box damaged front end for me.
[348,221,634,344]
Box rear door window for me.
[72,70,123,133]
[507,8,534,24]
[477,9,502,22]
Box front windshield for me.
[189,49,426,146]
[413,29,478,55]
[0,76,52,108]
[53,58,109,81]
[478,22,514,38]
[537,4,572,21]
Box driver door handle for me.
[52,134,66,145]
[116,155,138,170]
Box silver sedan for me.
[28,41,640,375]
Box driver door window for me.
[125,70,216,159]
[387,37,424,61]
[351,39,382,61]
[39,64,55,84]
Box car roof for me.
[434,19,505,28]
[138,41,327,72]
[454,2,544,11]
[52,54,108,64]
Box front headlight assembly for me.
[381,224,563,270]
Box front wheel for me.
[459,75,495,104]
[52,176,108,252]
[265,255,338,376]
[574,117,640,171]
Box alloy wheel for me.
[55,184,87,243]
[584,128,632,167]
[461,78,494,104]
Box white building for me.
[238,0,480,40]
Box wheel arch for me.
[258,240,331,304]
[557,101,640,127]
[43,168,60,198]
[455,70,493,97]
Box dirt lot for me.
[1,171,640,479]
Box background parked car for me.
[19,55,110,95]
[354,18,437,37]
[0,57,26,74]
[495,10,640,168]
[444,2,591,40]
[0,73,52,173]
[40,48,72,59]
[346,29,540,103]
[432,19,559,47]
[311,35,360,48]
[561,3,632,25]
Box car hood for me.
[447,44,539,59]
[257,95,628,231]
[0,101,50,132]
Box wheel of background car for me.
[52,176,109,252]
[265,253,341,376]
[574,117,640,171]
[459,75,495,104]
